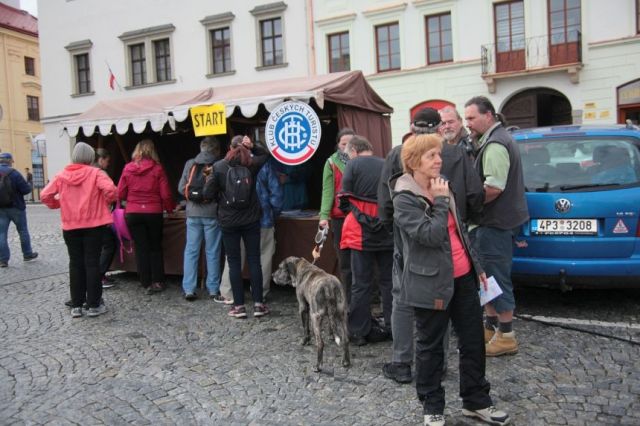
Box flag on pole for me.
[108,68,116,90]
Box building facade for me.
[312,0,640,143]
[0,1,44,190]
[38,0,314,175]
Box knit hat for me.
[71,142,96,165]
[412,108,442,132]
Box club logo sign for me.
[266,101,321,165]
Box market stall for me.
[61,71,393,277]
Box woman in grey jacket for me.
[390,133,510,426]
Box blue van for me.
[511,124,640,289]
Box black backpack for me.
[222,164,252,208]
[0,170,15,207]
[184,163,212,203]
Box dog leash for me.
[311,226,329,265]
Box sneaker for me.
[486,331,518,357]
[223,297,234,306]
[382,362,412,384]
[228,305,247,318]
[424,414,445,426]
[210,293,227,304]
[366,324,391,343]
[253,303,270,317]
[484,326,496,343]
[184,292,197,301]
[102,275,116,289]
[23,252,38,261]
[0,260,7,268]
[462,406,510,425]
[87,303,108,317]
[70,307,83,318]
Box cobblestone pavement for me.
[1,205,639,425]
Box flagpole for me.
[104,60,122,91]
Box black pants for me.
[415,272,492,415]
[331,218,352,302]
[63,226,103,309]
[222,221,263,306]
[99,225,117,276]
[349,249,393,338]
[126,213,165,287]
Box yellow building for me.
[0,2,45,197]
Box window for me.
[328,32,350,72]
[119,24,175,88]
[211,27,231,74]
[425,13,452,64]
[495,2,524,53]
[153,38,171,82]
[24,57,35,76]
[74,53,91,94]
[375,22,400,72]
[26,96,39,121]
[129,43,146,86]
[260,18,283,66]
[549,0,581,45]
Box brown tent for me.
[62,70,393,157]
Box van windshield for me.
[518,137,640,192]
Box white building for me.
[312,0,640,143]
[38,0,314,175]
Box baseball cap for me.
[412,108,441,129]
[0,152,13,161]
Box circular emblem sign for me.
[265,101,321,165]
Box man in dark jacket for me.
[0,153,38,267]
[178,137,223,301]
[340,136,393,345]
[379,108,483,384]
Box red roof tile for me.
[0,2,37,37]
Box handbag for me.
[112,201,133,262]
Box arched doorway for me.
[410,99,455,121]
[501,88,572,129]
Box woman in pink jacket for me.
[41,142,117,318]
[117,139,176,294]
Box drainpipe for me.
[306,0,316,76]
[2,32,16,155]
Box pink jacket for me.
[117,158,176,214]
[41,164,117,231]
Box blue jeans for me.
[182,217,222,295]
[0,207,34,262]
[222,221,263,306]
[469,226,516,313]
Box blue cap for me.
[0,152,12,160]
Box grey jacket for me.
[178,151,218,218]
[391,173,483,310]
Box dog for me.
[273,256,351,372]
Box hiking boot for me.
[184,292,197,301]
[87,303,108,318]
[210,293,227,304]
[228,305,247,318]
[253,303,270,317]
[366,324,391,343]
[484,326,496,343]
[0,260,7,268]
[486,331,518,357]
[23,252,38,261]
[462,406,510,425]
[424,413,445,426]
[70,307,83,318]
[382,362,412,384]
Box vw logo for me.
[555,198,572,214]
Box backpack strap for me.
[184,163,198,201]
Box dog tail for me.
[326,281,345,347]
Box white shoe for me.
[424,414,445,426]
[462,406,510,425]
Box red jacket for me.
[41,164,117,231]
[117,159,175,214]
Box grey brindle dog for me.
[273,256,351,372]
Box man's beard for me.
[442,130,457,142]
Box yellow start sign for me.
[190,104,226,136]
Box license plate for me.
[531,219,598,235]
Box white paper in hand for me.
[478,276,503,306]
